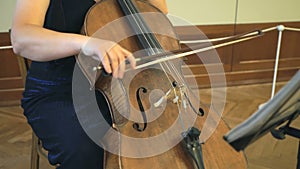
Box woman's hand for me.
[81,38,136,79]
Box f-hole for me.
[133,87,148,132]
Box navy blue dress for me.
[21,0,111,168]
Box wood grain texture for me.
[1,82,299,169]
[0,22,299,103]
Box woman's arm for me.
[10,0,88,61]
[11,0,135,78]
[148,0,168,14]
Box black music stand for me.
[223,70,300,152]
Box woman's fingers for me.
[104,44,134,79]
[81,38,135,79]
[101,54,112,75]
[107,50,119,78]
[123,49,136,69]
[118,55,126,79]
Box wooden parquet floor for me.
[0,82,299,169]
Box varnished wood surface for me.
[1,22,300,104]
[0,82,299,169]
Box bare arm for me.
[10,0,89,61]
[148,0,168,14]
[10,0,135,78]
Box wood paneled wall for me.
[0,33,23,106]
[177,21,300,88]
[0,22,300,105]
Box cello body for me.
[79,0,248,168]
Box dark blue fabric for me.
[22,93,105,169]
[21,0,112,168]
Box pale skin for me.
[11,0,168,78]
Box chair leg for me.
[30,132,40,169]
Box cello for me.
[77,0,248,168]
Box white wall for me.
[166,0,300,25]
[166,0,237,26]
[0,0,17,32]
[236,0,300,24]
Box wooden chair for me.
[16,56,50,169]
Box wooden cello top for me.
[80,0,248,168]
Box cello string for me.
[121,0,183,90]
[157,29,264,127]
[121,0,155,50]
[166,57,198,127]
[121,0,190,130]
[121,0,179,86]
[118,0,196,102]
[117,0,200,131]
[121,0,162,54]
